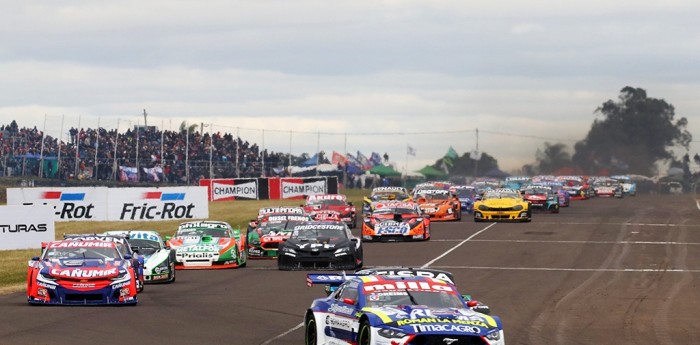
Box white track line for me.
[259,222,497,344]
[430,265,700,273]
[430,239,700,245]
[421,223,496,268]
[696,199,700,210]
[536,222,699,227]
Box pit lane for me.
[1,194,699,344]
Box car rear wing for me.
[307,267,458,295]
[306,272,360,288]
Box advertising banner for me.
[0,205,55,250]
[107,187,209,221]
[7,187,109,221]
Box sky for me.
[1,0,699,173]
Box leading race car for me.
[303,194,357,228]
[592,178,624,198]
[361,201,430,242]
[27,240,138,305]
[473,188,531,222]
[166,221,247,269]
[304,273,505,345]
[64,233,144,292]
[413,189,461,221]
[363,187,412,215]
[247,213,311,259]
[278,221,363,270]
[105,231,176,283]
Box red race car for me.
[303,194,357,228]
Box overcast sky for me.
[1,1,699,173]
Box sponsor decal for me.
[179,245,219,252]
[143,192,186,201]
[212,181,257,200]
[178,221,228,229]
[376,222,409,235]
[409,324,481,334]
[120,202,195,220]
[360,270,454,285]
[293,224,345,231]
[309,194,345,201]
[328,304,355,315]
[396,318,487,328]
[282,180,327,198]
[325,315,354,330]
[49,241,115,248]
[0,224,48,233]
[72,283,96,288]
[267,215,308,222]
[259,207,305,215]
[50,268,118,278]
[36,281,57,289]
[363,281,452,292]
[42,192,86,201]
[180,252,216,259]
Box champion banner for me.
[199,178,269,201]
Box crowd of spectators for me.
[0,120,293,183]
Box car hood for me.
[41,259,124,280]
[143,249,170,268]
[363,306,501,335]
[479,199,522,207]
[170,236,231,249]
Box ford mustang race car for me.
[304,273,505,345]
[413,189,461,221]
[105,231,176,283]
[362,202,430,242]
[522,185,559,213]
[473,188,531,222]
[363,187,411,214]
[166,221,247,269]
[64,233,144,292]
[27,240,138,305]
[247,214,311,258]
[278,222,363,270]
[303,194,357,228]
[450,185,478,214]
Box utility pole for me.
[473,128,479,178]
[143,109,148,128]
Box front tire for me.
[305,313,319,345]
[358,320,372,345]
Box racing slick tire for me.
[239,238,247,268]
[358,319,372,345]
[305,313,319,345]
[168,261,176,283]
[352,215,357,229]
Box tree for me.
[536,142,571,174]
[572,87,692,175]
[433,151,500,177]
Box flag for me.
[370,152,383,166]
[356,151,373,170]
[332,151,348,166]
[445,146,458,160]
[407,145,416,156]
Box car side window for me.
[338,285,359,304]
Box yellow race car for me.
[473,188,531,222]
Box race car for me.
[522,185,559,213]
[309,209,343,222]
[541,181,571,207]
[27,240,138,305]
[303,194,357,228]
[248,206,306,233]
[362,187,411,214]
[247,214,311,259]
[166,221,247,269]
[610,175,637,196]
[559,176,591,200]
[63,233,144,292]
[450,185,478,214]
[592,178,624,198]
[304,273,505,345]
[413,189,461,221]
[278,221,363,270]
[503,176,531,192]
[105,231,176,283]
[473,188,531,222]
[361,201,430,242]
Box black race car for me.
[277,221,363,270]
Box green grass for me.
[0,188,368,292]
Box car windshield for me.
[372,192,409,201]
[307,199,347,207]
[43,246,121,260]
[454,189,476,198]
[483,191,520,200]
[175,228,229,237]
[258,221,298,234]
[291,228,347,240]
[416,191,450,201]
[129,238,161,255]
[525,187,550,194]
[364,290,464,309]
[373,207,418,216]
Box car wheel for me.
[455,208,462,221]
[239,239,247,268]
[169,261,176,283]
[358,319,372,345]
[305,313,319,345]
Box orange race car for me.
[413,189,461,221]
[362,201,430,242]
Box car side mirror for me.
[130,246,139,253]
[350,238,358,243]
[342,298,356,305]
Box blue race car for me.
[449,185,478,214]
[304,272,505,345]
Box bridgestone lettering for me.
[120,203,196,220]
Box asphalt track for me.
[2,193,700,345]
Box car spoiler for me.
[307,267,457,289]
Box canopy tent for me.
[417,165,447,178]
[369,164,402,177]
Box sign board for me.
[0,205,55,250]
[107,187,209,221]
[7,187,109,221]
